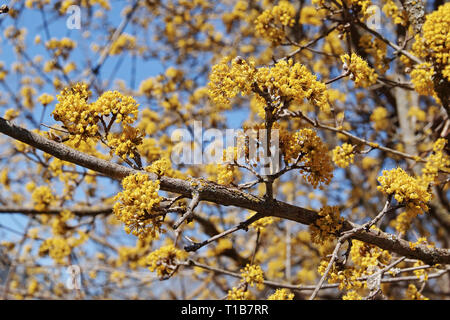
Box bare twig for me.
[184,213,264,252]
[173,192,200,229]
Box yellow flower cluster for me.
[346,0,373,20]
[281,128,333,189]
[222,1,248,32]
[53,84,140,154]
[139,68,188,99]
[407,106,427,121]
[240,264,265,289]
[332,143,355,168]
[208,58,330,112]
[359,35,388,73]
[25,0,50,9]
[145,157,172,177]
[391,211,417,235]
[113,173,163,240]
[257,59,330,111]
[405,284,429,300]
[93,90,139,126]
[421,138,449,185]
[350,239,391,270]
[31,185,55,211]
[254,0,296,44]
[370,106,389,131]
[249,216,274,232]
[107,125,142,160]
[319,239,391,290]
[109,270,126,287]
[342,290,363,300]
[318,260,362,290]
[413,3,450,81]
[300,6,324,26]
[309,206,344,244]
[382,0,407,26]
[3,108,19,121]
[267,288,294,300]
[137,109,160,135]
[389,139,449,234]
[52,83,94,139]
[0,169,9,190]
[377,167,431,214]
[146,244,187,278]
[109,33,136,55]
[21,85,36,109]
[208,56,256,107]
[227,286,250,300]
[37,93,54,106]
[217,163,235,185]
[27,278,40,296]
[45,37,76,59]
[410,63,435,96]
[38,237,71,264]
[341,53,378,88]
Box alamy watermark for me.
[66,265,82,290]
[170,121,281,175]
[66,5,81,30]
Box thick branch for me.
[1,118,449,264]
[0,206,112,216]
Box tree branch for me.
[1,117,449,264]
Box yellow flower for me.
[37,93,54,106]
[377,167,431,219]
[407,106,427,121]
[146,243,187,278]
[208,58,329,112]
[382,0,407,26]
[332,143,355,168]
[249,215,274,232]
[309,206,344,244]
[3,108,19,120]
[410,63,435,96]
[342,290,363,300]
[341,53,378,87]
[268,288,294,300]
[31,185,55,211]
[39,237,71,264]
[227,286,249,300]
[413,3,450,81]
[45,37,76,59]
[109,33,136,55]
[217,163,235,185]
[405,284,429,300]
[370,106,389,131]
[240,264,264,290]
[145,157,172,177]
[254,1,295,44]
[281,128,333,189]
[421,138,450,185]
[113,172,163,240]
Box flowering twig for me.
[309,237,345,300]
[278,110,427,163]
